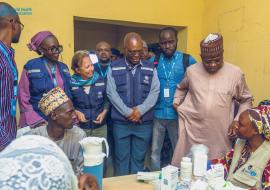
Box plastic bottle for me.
[180,157,192,182]
[190,144,209,177]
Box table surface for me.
[103,174,155,190]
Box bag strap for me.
[153,52,161,68]
[183,53,190,72]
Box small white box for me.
[161,165,179,190]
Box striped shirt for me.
[0,41,17,150]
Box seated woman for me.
[211,104,270,190]
[18,31,72,128]
[71,50,109,138]
[0,135,98,190]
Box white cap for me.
[182,157,191,162]
[203,33,219,43]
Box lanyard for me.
[161,58,176,82]
[44,59,57,87]
[0,44,18,97]
[97,63,109,78]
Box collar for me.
[0,40,15,57]
[98,61,111,67]
[161,50,178,61]
[124,57,142,70]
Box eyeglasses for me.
[15,20,24,30]
[41,45,63,54]
[1,18,24,30]
[127,49,143,56]
[202,56,223,64]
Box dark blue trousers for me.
[113,123,153,176]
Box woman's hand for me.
[93,110,107,124]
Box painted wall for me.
[7,0,204,119]
[203,0,270,104]
[74,20,161,52]
[8,0,204,75]
[8,0,269,112]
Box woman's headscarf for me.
[248,104,270,140]
[259,99,270,106]
[27,31,54,52]
[0,135,78,189]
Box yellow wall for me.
[8,0,204,76]
[74,20,161,52]
[7,0,204,119]
[203,0,270,104]
[8,0,270,109]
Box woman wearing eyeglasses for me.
[18,31,72,128]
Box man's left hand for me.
[128,107,141,123]
[78,174,99,190]
[228,120,239,140]
[173,103,179,111]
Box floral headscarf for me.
[248,105,270,140]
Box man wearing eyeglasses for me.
[0,2,23,151]
[106,32,160,176]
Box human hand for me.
[93,110,107,124]
[173,103,179,111]
[128,107,141,123]
[228,120,239,140]
[78,174,99,190]
[75,110,87,123]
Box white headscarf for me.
[0,135,78,190]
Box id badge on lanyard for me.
[164,85,170,98]
[11,98,17,116]
[0,44,18,117]
[162,60,176,98]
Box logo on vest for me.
[143,76,150,84]
[241,165,257,177]
[97,91,103,99]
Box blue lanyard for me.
[44,59,57,87]
[161,56,177,82]
[97,63,109,78]
[0,44,18,97]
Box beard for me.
[99,58,110,64]
[12,32,21,43]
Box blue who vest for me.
[71,76,106,129]
[110,58,154,125]
[24,57,72,120]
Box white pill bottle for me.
[180,157,193,182]
[190,144,209,177]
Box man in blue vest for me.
[107,32,160,176]
[150,27,196,170]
